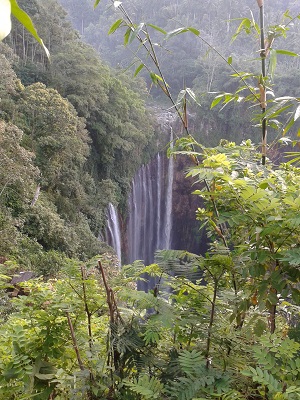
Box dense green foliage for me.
[0,142,300,398]
[0,0,300,399]
[0,0,154,271]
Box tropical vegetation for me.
[0,0,299,399]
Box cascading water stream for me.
[105,112,204,285]
[163,127,174,250]
[126,144,174,267]
[106,203,122,265]
[156,152,162,249]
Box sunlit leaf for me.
[283,10,293,20]
[276,49,299,57]
[165,27,188,40]
[10,0,49,58]
[0,0,11,41]
[134,63,144,77]
[211,94,224,109]
[124,22,144,45]
[147,23,166,35]
[94,0,101,8]
[186,88,201,106]
[108,18,123,35]
[150,72,163,84]
[124,26,132,46]
[283,117,295,136]
[294,104,300,121]
[231,18,253,42]
[187,26,200,36]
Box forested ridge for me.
[0,0,300,399]
[60,0,300,143]
[0,0,155,271]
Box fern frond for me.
[110,323,144,354]
[166,376,206,400]
[124,375,164,399]
[178,349,205,377]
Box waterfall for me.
[163,128,174,250]
[106,203,122,264]
[127,162,156,265]
[106,111,204,280]
[156,152,162,249]
[127,130,175,265]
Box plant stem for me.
[205,279,218,369]
[258,0,267,165]
[66,311,85,371]
[81,266,93,353]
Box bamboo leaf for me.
[276,49,299,57]
[147,23,166,35]
[186,88,201,106]
[10,0,49,58]
[124,27,132,46]
[211,94,224,109]
[269,49,277,80]
[127,22,144,45]
[187,26,200,36]
[165,27,188,40]
[283,117,295,135]
[232,18,252,42]
[150,72,163,85]
[294,104,300,121]
[108,18,123,35]
[94,0,101,8]
[134,63,144,77]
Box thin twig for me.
[66,311,85,371]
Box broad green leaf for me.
[147,23,166,35]
[227,55,233,65]
[211,94,224,109]
[267,292,278,305]
[0,0,11,41]
[134,63,144,77]
[35,373,56,380]
[276,49,299,57]
[108,18,123,35]
[10,0,49,58]
[292,288,300,304]
[124,26,132,46]
[253,319,267,336]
